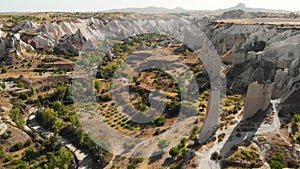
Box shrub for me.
[1,67,7,73]
[192,126,200,133]
[157,139,169,151]
[180,147,188,157]
[18,93,28,100]
[269,153,285,169]
[292,114,300,123]
[169,147,180,159]
[17,81,25,88]
[230,145,239,151]
[127,163,137,169]
[218,133,226,142]
[9,142,23,152]
[152,116,166,126]
[180,137,188,145]
[211,151,219,160]
[4,156,12,163]
[9,108,25,129]
[41,108,58,129]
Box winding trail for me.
[256,99,281,135]
[196,109,244,169]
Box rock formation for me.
[54,29,87,56]
[243,81,272,120]
[0,15,300,120]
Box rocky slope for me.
[1,14,300,118]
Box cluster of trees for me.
[43,147,74,169]
[14,145,74,169]
[39,100,70,133]
[7,15,37,24]
[38,98,108,167]
[39,84,109,167]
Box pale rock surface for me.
[243,82,272,120]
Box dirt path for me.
[196,109,244,169]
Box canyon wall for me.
[243,82,272,120]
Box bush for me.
[230,145,239,151]
[157,139,169,151]
[17,81,26,88]
[211,151,219,160]
[218,133,226,142]
[180,137,188,146]
[22,148,36,162]
[180,148,188,157]
[1,67,7,74]
[152,116,166,126]
[169,147,180,159]
[18,93,29,100]
[292,114,300,123]
[41,108,58,129]
[127,163,137,169]
[9,108,25,129]
[10,142,23,152]
[192,126,200,133]
[269,153,285,169]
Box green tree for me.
[18,93,28,100]
[41,108,57,129]
[94,79,102,93]
[56,147,74,169]
[169,147,180,159]
[180,137,188,145]
[9,108,25,129]
[157,139,169,151]
[69,115,78,128]
[17,81,25,88]
[22,147,35,162]
[52,119,64,134]
[53,100,66,116]
[192,126,200,133]
[292,114,300,123]
[152,116,166,126]
[53,84,66,101]
[1,67,7,74]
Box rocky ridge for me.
[0,15,300,120]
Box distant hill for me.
[105,6,201,13]
[105,3,293,14]
[218,3,291,13]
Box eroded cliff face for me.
[1,17,300,103]
[200,21,300,118]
